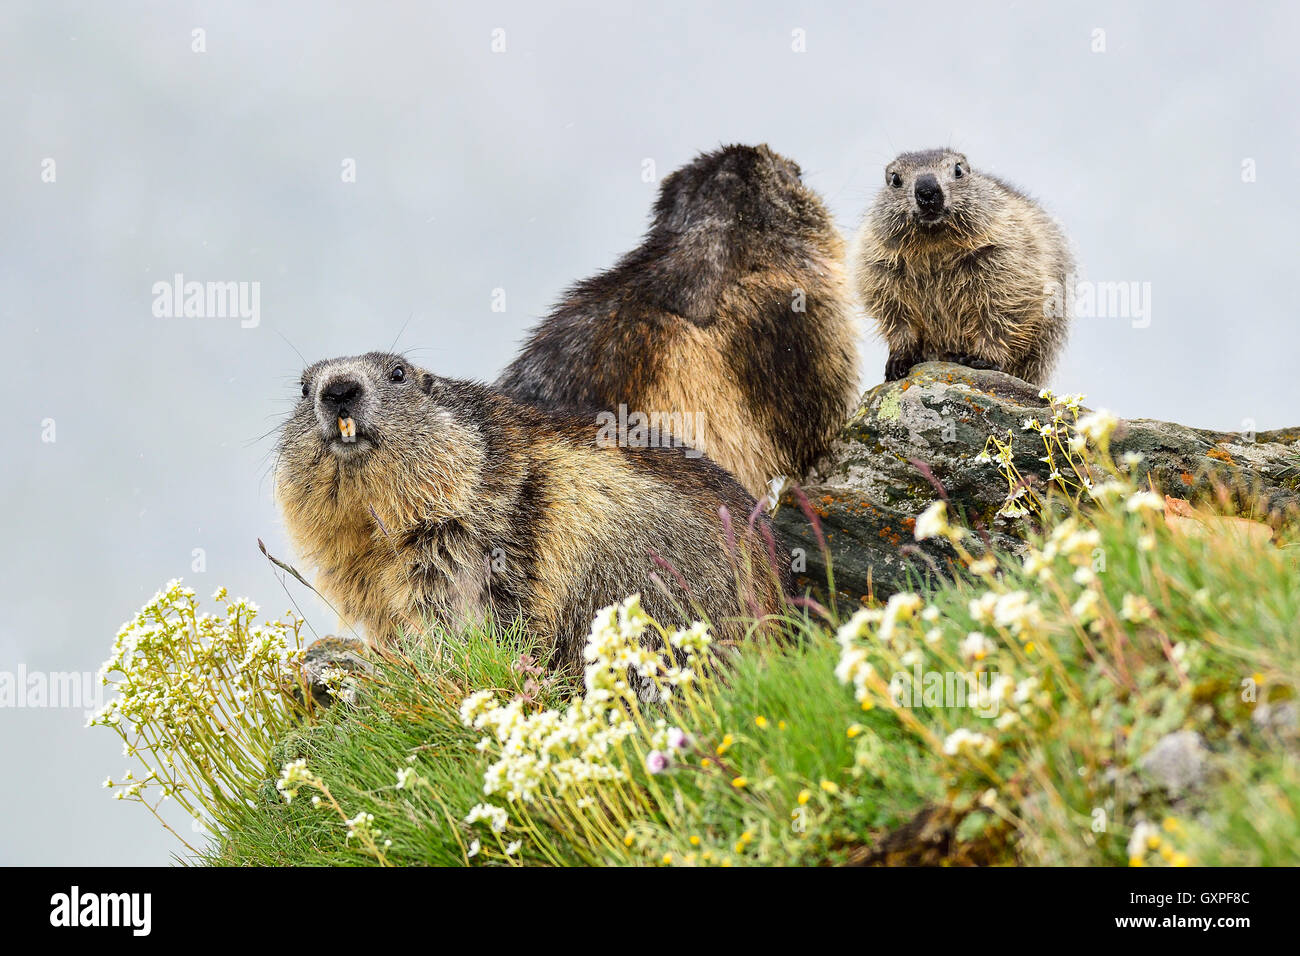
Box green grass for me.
[202,619,587,866]
[195,482,1299,867]
[202,615,938,867]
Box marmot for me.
[852,149,1073,385]
[497,143,860,499]
[275,352,790,675]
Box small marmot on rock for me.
[852,149,1074,385]
[275,352,789,676]
[498,144,860,498]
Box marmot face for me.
[275,352,790,675]
[278,352,484,534]
[855,149,1074,385]
[291,352,435,462]
[869,149,991,243]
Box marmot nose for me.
[914,174,944,211]
[320,377,364,411]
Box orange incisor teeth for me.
[339,416,356,440]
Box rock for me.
[1252,700,1299,739]
[1138,730,1211,796]
[298,636,375,708]
[776,362,1300,604]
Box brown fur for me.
[853,149,1074,385]
[498,144,860,497]
[275,353,789,677]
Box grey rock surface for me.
[776,362,1300,604]
[299,636,375,708]
[1138,730,1211,796]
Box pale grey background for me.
[1,1,1295,865]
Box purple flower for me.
[645,750,671,774]
[666,727,690,751]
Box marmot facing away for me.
[498,144,860,499]
[853,149,1074,385]
[276,352,789,675]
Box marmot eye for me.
[301,381,309,398]
[889,172,903,188]
[390,365,405,383]
[954,164,964,178]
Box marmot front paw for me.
[884,349,924,382]
[943,353,1003,373]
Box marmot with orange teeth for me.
[853,149,1074,385]
[498,143,860,498]
[275,352,789,674]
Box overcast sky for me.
[2,1,1296,865]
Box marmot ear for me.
[421,372,434,395]
[639,223,734,325]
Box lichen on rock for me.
[777,362,1300,605]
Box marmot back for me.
[275,352,789,676]
[852,149,1074,385]
[498,144,860,498]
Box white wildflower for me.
[914,501,952,542]
[1075,409,1118,443]
[275,758,316,804]
[878,592,923,645]
[466,803,509,833]
[1127,820,1160,861]
[1120,593,1155,624]
[1126,491,1165,513]
[395,766,421,790]
[942,728,995,757]
[960,631,995,662]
